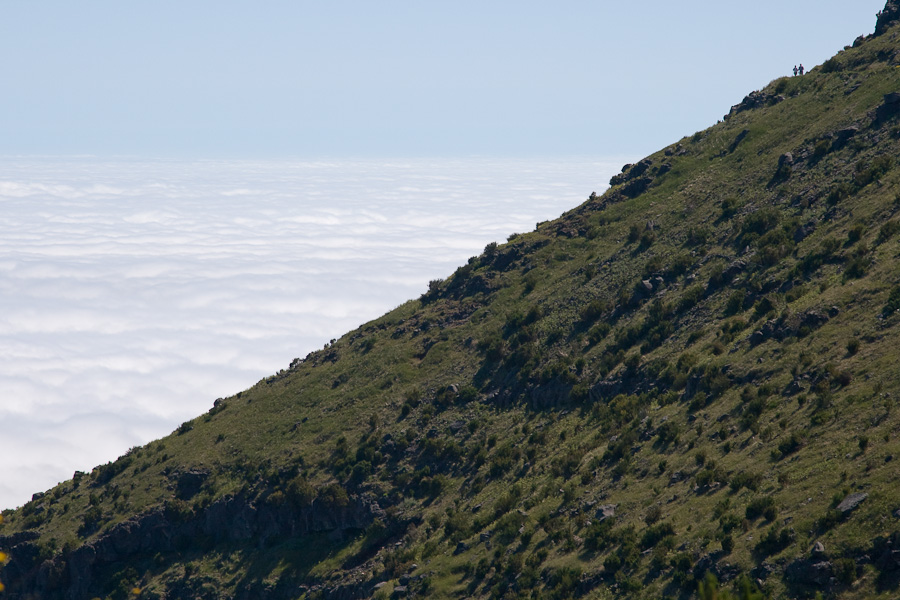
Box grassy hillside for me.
[5,7,900,600]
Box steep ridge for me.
[4,5,900,599]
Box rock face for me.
[4,492,385,600]
[876,0,900,35]
[609,160,655,198]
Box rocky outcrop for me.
[831,125,859,150]
[876,92,900,123]
[836,492,868,515]
[4,491,385,600]
[876,0,900,36]
[609,160,655,199]
[175,468,209,499]
[727,91,784,118]
[785,558,835,587]
[749,309,831,345]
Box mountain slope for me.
[5,6,900,600]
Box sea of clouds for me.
[0,156,626,509]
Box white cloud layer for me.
[0,156,627,509]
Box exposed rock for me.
[6,490,387,600]
[609,160,652,186]
[751,309,831,344]
[783,379,804,396]
[622,177,653,199]
[832,126,859,150]
[454,541,469,554]
[727,90,783,117]
[751,561,778,581]
[837,492,868,514]
[876,93,900,122]
[785,559,835,587]
[779,152,794,167]
[176,468,210,500]
[693,553,740,583]
[609,159,656,198]
[794,222,815,242]
[722,258,748,282]
[812,541,827,557]
[0,530,40,547]
[589,380,622,402]
[876,1,900,36]
[594,504,617,521]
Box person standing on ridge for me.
[799,63,805,75]
[793,65,799,76]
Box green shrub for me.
[686,226,710,246]
[745,496,776,520]
[627,223,642,243]
[721,197,739,219]
[286,476,316,507]
[844,255,870,279]
[580,299,608,323]
[884,285,900,316]
[878,220,900,244]
[821,57,842,72]
[741,207,780,238]
[859,435,869,452]
[729,471,760,492]
[640,522,676,549]
[847,223,866,244]
[833,557,857,584]
[777,431,803,457]
[317,483,349,508]
[724,290,746,316]
[755,525,794,556]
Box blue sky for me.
[0,0,886,158]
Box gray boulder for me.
[837,492,868,514]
